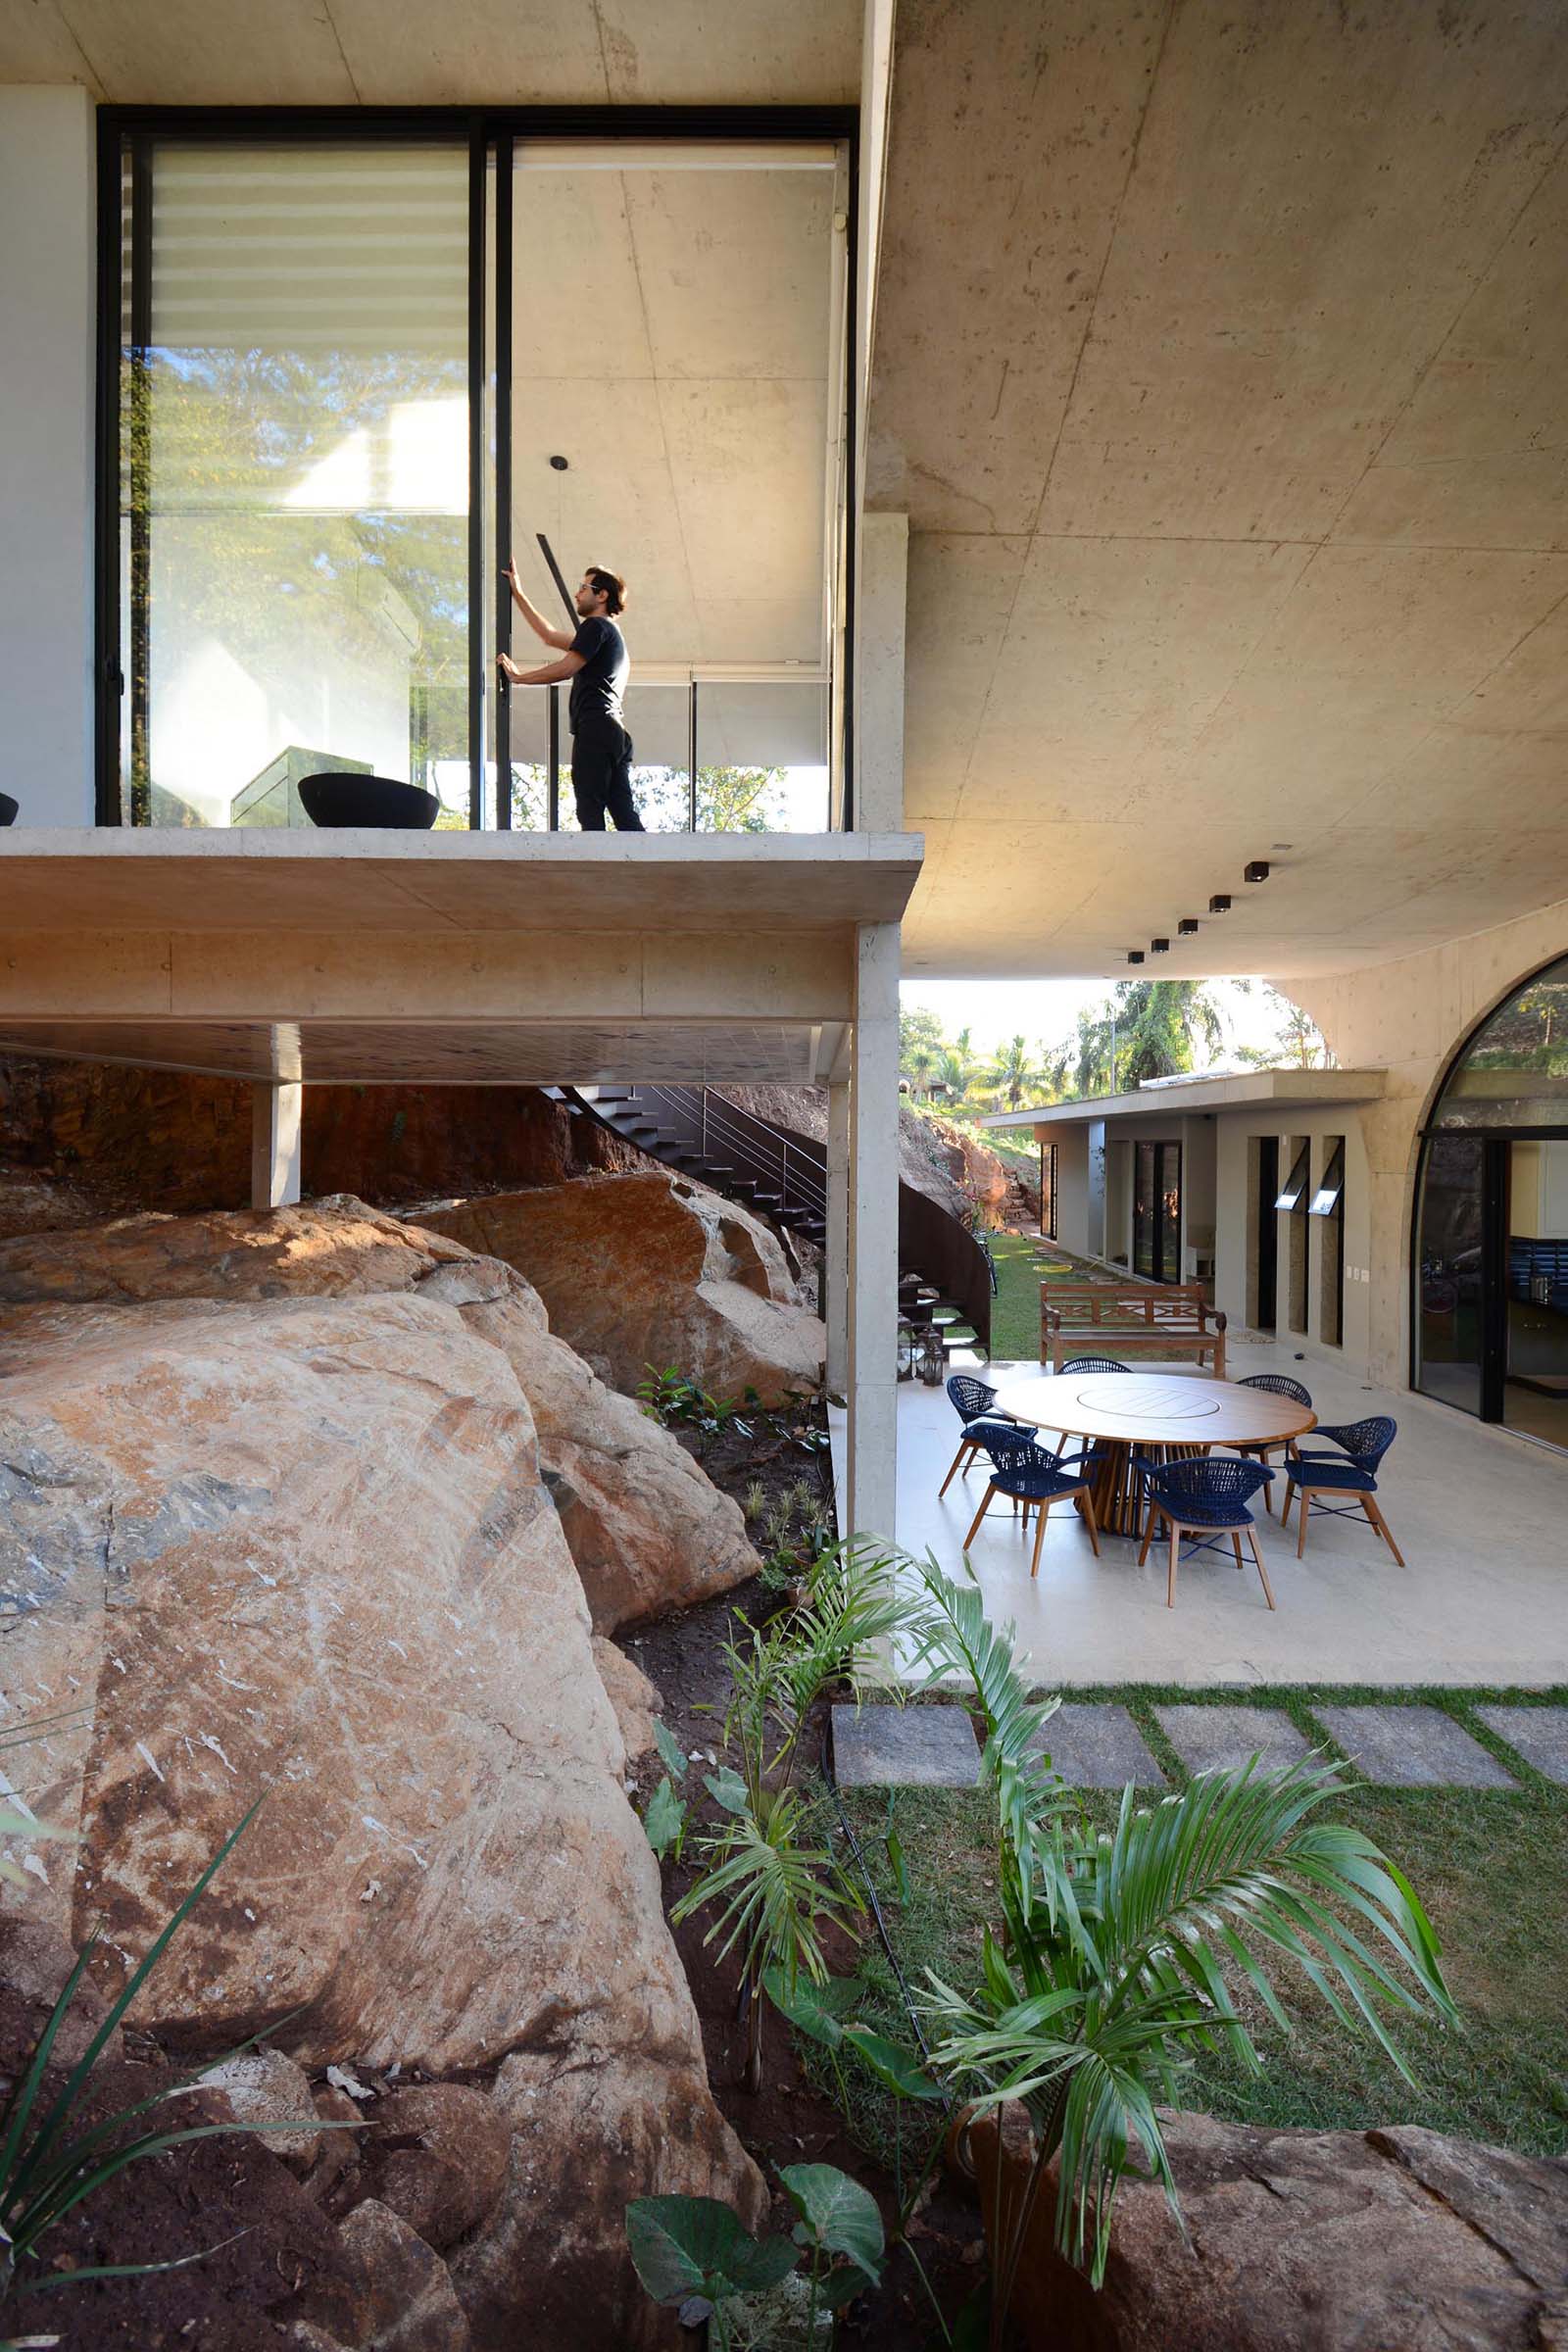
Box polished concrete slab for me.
[1312,1705,1516,1789]
[1474,1706,1568,1786]
[836,1337,1568,1689]
[1155,1705,1327,1779]
[831,1702,980,1788]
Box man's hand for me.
[497,653,522,683]
[503,560,522,604]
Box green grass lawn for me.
[986,1232,1044,1361]
[815,1687,1568,2174]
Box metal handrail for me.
[632,1083,828,1215]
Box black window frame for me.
[93,103,859,831]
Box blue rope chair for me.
[1234,1372,1313,1513]
[962,1430,1102,1577]
[1282,1416,1403,1565]
[938,1373,1034,1498]
[1132,1454,1276,1611]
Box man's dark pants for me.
[570,721,644,831]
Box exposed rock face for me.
[592,1637,665,1778]
[0,1054,650,1227]
[0,1199,757,1633]
[422,1172,826,1404]
[358,2084,512,2253]
[0,1221,762,2346]
[972,2104,1568,2351]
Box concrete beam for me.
[251,1082,302,1209]
[845,920,900,1544]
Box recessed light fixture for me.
[1126,950,1145,965]
[1271,842,1293,851]
[1151,937,1170,954]
[1177,917,1200,935]
[549,454,569,470]
[1208,894,1231,914]
[1244,860,1270,884]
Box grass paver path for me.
[1312,1703,1517,1788]
[1474,1704,1568,1786]
[1156,1702,1329,1779]
[832,1702,980,1787]
[1039,1701,1163,1787]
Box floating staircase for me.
[556,1082,992,1361]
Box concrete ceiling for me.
[872,0,1568,982]
[0,0,859,105]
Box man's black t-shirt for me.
[568,615,629,731]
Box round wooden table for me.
[994,1372,1317,1538]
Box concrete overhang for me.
[0,829,919,1087]
[982,1067,1388,1132]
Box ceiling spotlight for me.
[549,454,569,470]
[1178,917,1200,936]
[1126,950,1145,965]
[1208,894,1231,914]
[1151,937,1170,954]
[1244,860,1270,884]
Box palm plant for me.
[988,1036,1041,1112]
[902,1558,1456,2344]
[673,1543,909,2092]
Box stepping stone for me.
[1312,1705,1516,1788]
[1473,1705,1568,1786]
[1038,1703,1163,1788]
[1155,1705,1326,1779]
[832,1703,980,1788]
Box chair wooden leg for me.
[1364,1494,1406,1568]
[1167,1523,1181,1609]
[1247,1524,1276,1610]
[1260,1450,1275,1514]
[1230,1531,1245,1572]
[1139,1502,1157,1567]
[962,1487,996,1550]
[1296,1490,1310,1559]
[938,1439,970,1498]
[1079,1482,1102,1558]
[1030,1499,1051,1579]
[1281,1477,1296,1529]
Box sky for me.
[900,975,1297,1067]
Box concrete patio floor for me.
[832,1336,1568,1689]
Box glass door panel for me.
[1503,1136,1568,1448]
[1416,1135,1486,1415]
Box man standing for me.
[499,562,642,831]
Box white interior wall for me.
[1213,1108,1371,1373]
[0,87,95,826]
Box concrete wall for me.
[1213,1108,1372,1374]
[1284,897,1568,1386]
[0,88,95,827]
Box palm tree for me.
[904,1043,937,1101]
[905,1561,1456,2343]
[989,1034,1041,1111]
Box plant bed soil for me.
[624,1412,999,2349]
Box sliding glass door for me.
[115,139,473,828]
[1133,1140,1182,1284]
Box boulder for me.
[358,2083,512,2251]
[201,2046,324,2173]
[421,1172,826,1405]
[0,1199,757,1632]
[336,2199,470,2352]
[591,1637,665,1779]
[970,2104,1568,2351]
[0,1274,762,2346]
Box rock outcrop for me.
[422,1172,826,1404]
[0,1208,763,2347]
[972,2104,1568,2351]
[0,1199,756,1633]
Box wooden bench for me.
[1041,1279,1227,1378]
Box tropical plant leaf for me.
[703,1767,750,1816]
[841,2027,945,2102]
[624,2196,796,2308]
[762,1968,864,2049]
[653,1720,689,1785]
[642,1780,686,1861]
[778,2163,885,2284]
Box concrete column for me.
[855,513,907,833]
[0,89,96,826]
[825,1077,851,1394]
[251,1084,303,1210]
[845,922,901,1544]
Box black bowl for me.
[0,793,18,826]
[298,773,441,830]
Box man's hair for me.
[585,564,626,616]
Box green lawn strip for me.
[986,1233,1043,1363]
[804,1689,1568,2169]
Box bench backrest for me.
[1042,1280,1211,1329]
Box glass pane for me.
[1504,1138,1568,1448]
[1434,955,1568,1127]
[505,678,554,831]
[1133,1141,1155,1279]
[1416,1134,1485,1415]
[696,681,829,831]
[123,144,470,828]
